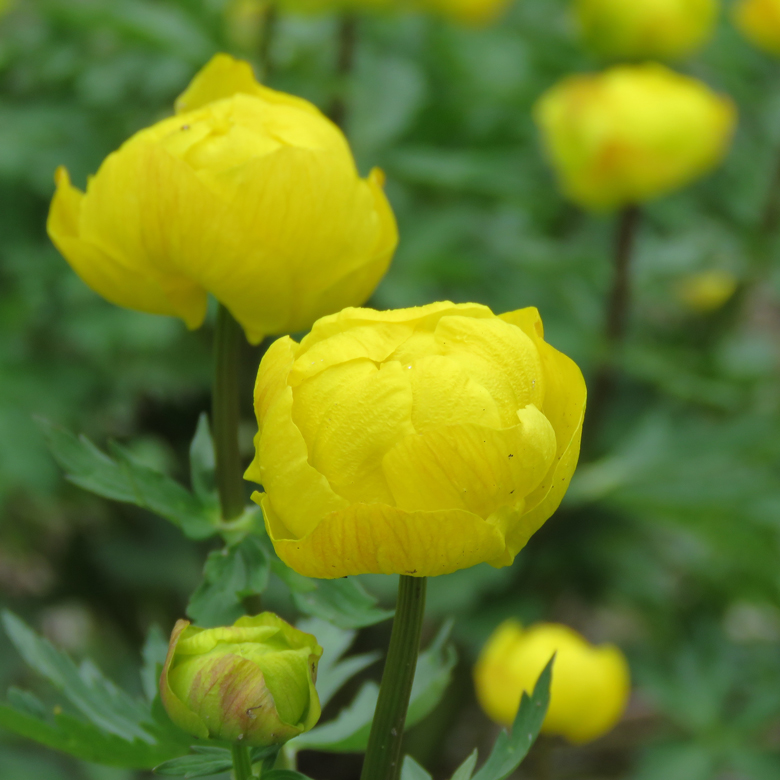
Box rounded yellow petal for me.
[263,498,508,578]
[534,63,737,210]
[474,621,631,744]
[47,54,397,340]
[734,0,780,56]
[247,302,585,578]
[575,0,718,60]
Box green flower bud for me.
[159,613,323,746]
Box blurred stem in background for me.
[360,576,427,780]
[586,205,641,446]
[258,2,278,82]
[761,149,780,236]
[329,13,358,128]
[231,744,254,780]
[213,304,247,521]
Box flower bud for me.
[676,269,738,313]
[574,0,718,60]
[534,63,736,210]
[421,0,513,26]
[47,53,397,345]
[474,621,630,744]
[245,301,585,579]
[160,613,322,746]
[734,0,780,56]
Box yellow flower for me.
[534,63,736,211]
[422,0,514,26]
[574,0,718,60]
[47,54,397,345]
[676,269,738,312]
[245,302,586,578]
[474,620,630,744]
[734,0,780,56]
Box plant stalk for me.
[213,304,246,521]
[586,205,641,442]
[231,744,254,780]
[360,575,427,780]
[258,3,278,83]
[329,13,357,129]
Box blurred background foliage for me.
[1,0,779,778]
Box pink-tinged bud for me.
[160,613,322,746]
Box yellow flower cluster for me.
[245,302,586,578]
[48,54,397,345]
[734,0,780,55]
[574,0,718,60]
[535,63,736,210]
[474,620,630,743]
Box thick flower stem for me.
[586,205,641,444]
[329,13,357,129]
[213,304,246,521]
[231,744,254,780]
[360,575,427,780]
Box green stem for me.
[213,304,246,521]
[231,744,254,780]
[329,12,357,129]
[360,575,427,780]
[258,3,277,83]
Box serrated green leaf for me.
[470,657,553,780]
[189,413,217,508]
[296,618,380,708]
[402,755,433,780]
[38,418,217,540]
[294,622,456,753]
[141,625,170,703]
[451,749,478,780]
[154,749,232,777]
[272,561,392,629]
[186,536,270,627]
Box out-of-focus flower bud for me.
[574,0,718,60]
[734,0,780,56]
[534,63,736,210]
[160,613,322,746]
[422,0,513,26]
[47,54,397,345]
[676,269,738,312]
[245,301,586,579]
[474,620,630,744]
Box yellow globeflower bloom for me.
[676,269,738,312]
[245,302,586,578]
[534,64,736,211]
[734,0,780,55]
[47,54,397,345]
[575,0,717,60]
[474,621,630,744]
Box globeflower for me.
[160,613,322,746]
[534,64,736,211]
[474,621,630,744]
[245,302,586,578]
[574,0,718,60]
[47,54,397,345]
[676,269,738,312]
[733,0,780,56]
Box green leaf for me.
[187,536,270,627]
[154,747,232,777]
[401,756,433,780]
[38,418,217,540]
[261,771,314,780]
[470,657,553,780]
[189,413,218,508]
[273,561,393,629]
[296,618,380,708]
[141,625,170,703]
[451,750,478,780]
[293,622,457,753]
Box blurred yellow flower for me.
[422,0,513,26]
[534,63,736,211]
[224,0,267,51]
[734,0,780,55]
[676,269,738,312]
[575,0,718,60]
[474,620,630,744]
[245,302,586,578]
[47,54,397,345]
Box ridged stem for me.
[231,744,254,780]
[213,304,246,521]
[360,575,427,780]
